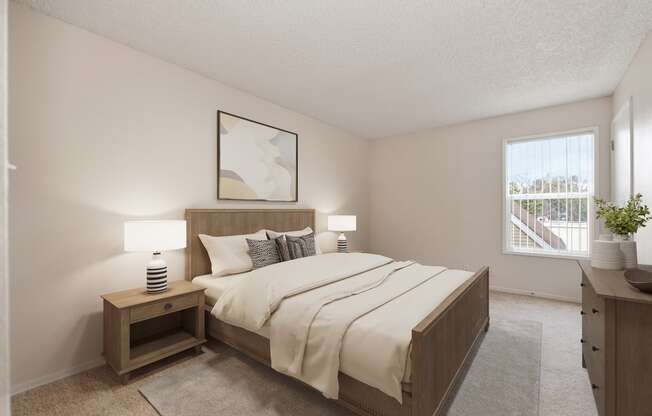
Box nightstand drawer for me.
[130,294,199,323]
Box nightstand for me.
[101,280,206,383]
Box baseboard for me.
[490,285,580,304]
[10,356,105,396]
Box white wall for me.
[0,0,8,413]
[613,32,652,265]
[9,3,369,392]
[369,97,612,302]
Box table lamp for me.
[328,215,356,253]
[124,220,186,293]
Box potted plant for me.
[594,194,651,268]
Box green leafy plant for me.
[594,193,651,238]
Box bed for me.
[185,208,489,416]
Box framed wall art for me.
[217,111,298,201]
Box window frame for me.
[502,127,599,260]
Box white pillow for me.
[263,227,322,254]
[198,231,267,277]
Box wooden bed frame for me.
[185,208,489,416]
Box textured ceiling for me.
[17,0,652,138]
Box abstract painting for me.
[217,111,298,201]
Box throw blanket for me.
[270,262,448,400]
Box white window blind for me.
[504,130,595,258]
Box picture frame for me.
[217,111,298,202]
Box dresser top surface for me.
[579,261,652,305]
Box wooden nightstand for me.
[101,280,206,383]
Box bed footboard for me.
[410,267,489,416]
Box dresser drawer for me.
[587,296,605,348]
[583,275,606,353]
[581,272,607,416]
[585,344,606,416]
[130,294,199,323]
[582,273,598,307]
[581,274,591,346]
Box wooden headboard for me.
[185,208,315,280]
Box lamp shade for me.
[328,215,356,232]
[124,220,187,252]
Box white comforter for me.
[213,253,393,331]
[212,253,473,403]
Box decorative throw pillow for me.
[285,232,317,259]
[266,232,291,262]
[264,227,322,254]
[246,238,281,269]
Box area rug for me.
[139,320,542,416]
[446,320,542,415]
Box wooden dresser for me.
[579,261,652,416]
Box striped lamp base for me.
[147,252,168,293]
[337,233,348,253]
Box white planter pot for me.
[591,240,624,270]
[619,240,638,269]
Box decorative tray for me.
[624,269,652,294]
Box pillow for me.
[246,238,281,269]
[264,227,322,254]
[286,232,317,259]
[198,231,267,276]
[267,233,291,262]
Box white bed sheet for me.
[192,273,249,307]
[192,273,273,339]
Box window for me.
[503,129,596,258]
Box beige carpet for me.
[11,292,598,416]
[138,320,541,416]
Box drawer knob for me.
[592,308,599,314]
[580,339,586,344]
[580,311,586,315]
[592,346,600,352]
[580,283,585,287]
[592,384,599,390]
[164,303,173,310]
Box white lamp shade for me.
[124,220,187,252]
[328,215,357,232]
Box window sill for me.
[503,249,590,261]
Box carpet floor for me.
[11,292,598,416]
[139,320,541,416]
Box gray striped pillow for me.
[286,232,317,259]
[267,233,291,262]
[246,238,281,269]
